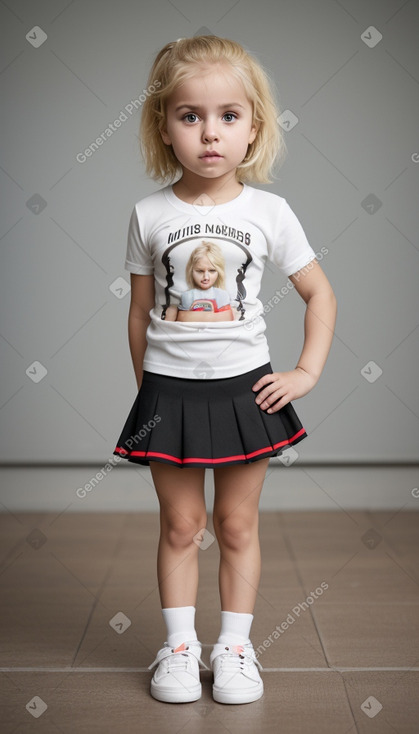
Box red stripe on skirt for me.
[114,427,306,464]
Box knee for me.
[164,513,208,549]
[213,515,256,551]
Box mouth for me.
[200,152,222,159]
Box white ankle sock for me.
[216,611,254,646]
[161,605,198,647]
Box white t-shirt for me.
[125,183,316,379]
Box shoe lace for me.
[148,640,210,672]
[217,644,263,672]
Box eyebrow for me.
[174,103,246,112]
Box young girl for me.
[166,241,235,321]
[114,35,337,705]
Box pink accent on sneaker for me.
[210,642,264,704]
[148,640,210,704]
[231,644,244,654]
[173,642,187,653]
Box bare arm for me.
[289,259,337,381]
[128,273,155,390]
[251,260,337,412]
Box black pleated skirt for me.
[113,362,307,468]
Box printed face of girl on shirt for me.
[192,255,218,289]
[163,243,235,323]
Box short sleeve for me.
[268,199,317,277]
[124,205,154,275]
[214,288,231,307]
[178,290,194,310]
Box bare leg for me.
[150,462,207,608]
[212,458,270,613]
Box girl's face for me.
[160,65,258,187]
[192,256,218,289]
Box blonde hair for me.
[186,242,226,289]
[139,35,286,184]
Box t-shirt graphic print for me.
[125,184,316,379]
[160,223,255,323]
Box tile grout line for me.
[276,511,333,668]
[2,667,419,673]
[70,514,129,667]
[276,511,379,734]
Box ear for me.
[248,123,259,145]
[160,124,171,146]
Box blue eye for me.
[182,112,238,123]
[183,113,198,123]
[223,113,237,122]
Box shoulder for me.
[247,187,307,233]
[212,286,230,303]
[244,185,288,219]
[245,184,285,206]
[180,288,195,299]
[179,289,195,308]
[133,185,171,213]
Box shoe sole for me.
[150,681,201,703]
[212,682,263,704]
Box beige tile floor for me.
[0,511,418,733]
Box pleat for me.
[231,391,275,460]
[208,396,245,462]
[182,395,212,462]
[145,390,183,463]
[114,383,159,462]
[136,386,160,457]
[114,362,308,467]
[262,402,307,454]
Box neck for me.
[172,172,243,205]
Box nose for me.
[202,118,219,143]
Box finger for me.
[266,395,290,414]
[254,377,284,404]
[251,373,274,391]
[254,383,280,405]
[265,394,291,413]
[258,388,285,410]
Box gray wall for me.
[1,0,418,473]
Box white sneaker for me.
[210,642,264,704]
[148,640,210,703]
